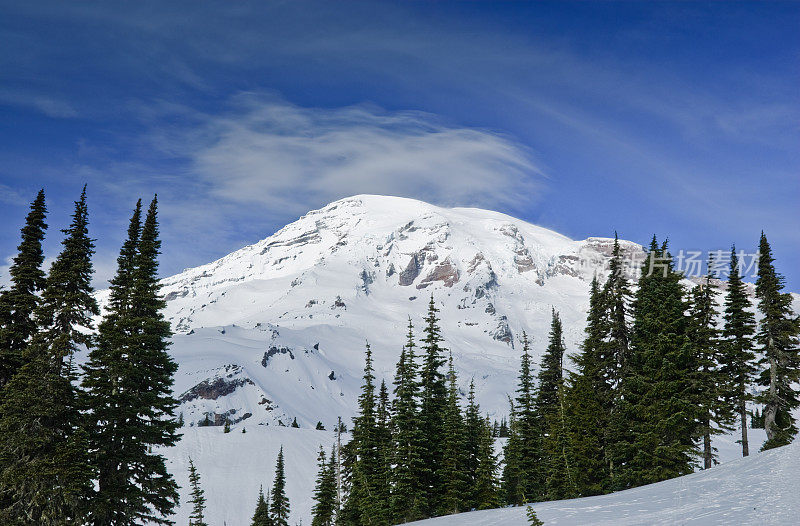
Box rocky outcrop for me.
[196,408,253,427]
[416,258,459,289]
[262,346,295,366]
[399,253,423,286]
[180,371,255,403]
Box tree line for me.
[0,189,180,525]
[313,234,799,524]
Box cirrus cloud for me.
[150,93,544,216]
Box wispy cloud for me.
[0,88,79,118]
[147,93,544,216]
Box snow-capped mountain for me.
[142,194,649,433]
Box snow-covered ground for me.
[163,424,776,526]
[408,439,796,526]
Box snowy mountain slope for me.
[406,440,798,526]
[132,195,653,431]
[142,194,797,433]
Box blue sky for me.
[1,1,798,289]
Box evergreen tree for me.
[600,234,631,488]
[754,233,800,450]
[565,276,610,496]
[187,458,208,526]
[688,259,734,469]
[0,189,94,524]
[390,319,427,523]
[501,396,524,506]
[418,296,448,513]
[613,237,698,489]
[515,331,542,502]
[720,247,757,457]
[311,447,337,526]
[251,486,272,526]
[374,380,392,522]
[526,506,544,526]
[270,447,290,526]
[539,310,577,500]
[439,353,467,516]
[603,233,632,390]
[82,197,181,525]
[0,189,47,390]
[340,343,387,525]
[473,415,500,510]
[463,380,482,508]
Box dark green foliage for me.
[688,260,734,469]
[501,399,525,506]
[612,238,699,489]
[526,506,544,526]
[0,189,95,525]
[251,486,272,526]
[473,415,500,510]
[224,419,231,433]
[540,310,577,500]
[390,320,427,523]
[754,233,800,450]
[418,296,448,513]
[439,354,467,515]
[751,408,764,429]
[511,331,542,503]
[463,380,482,507]
[316,421,326,431]
[82,197,180,525]
[565,276,611,496]
[188,458,208,526]
[311,447,337,526]
[291,418,299,428]
[720,247,758,457]
[340,343,388,525]
[0,189,47,390]
[270,447,290,526]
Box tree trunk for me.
[763,354,778,442]
[740,396,749,457]
[703,415,712,469]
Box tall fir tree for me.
[473,414,500,510]
[389,319,427,523]
[418,296,448,514]
[311,447,337,526]
[270,447,290,526]
[439,353,467,516]
[603,233,632,390]
[500,398,524,506]
[340,343,386,525]
[720,247,757,457]
[601,234,632,488]
[688,258,734,469]
[463,380,482,508]
[565,276,611,496]
[502,330,540,505]
[613,237,699,489]
[754,233,800,450]
[0,189,47,390]
[539,310,577,500]
[374,380,392,522]
[82,197,180,525]
[0,188,95,524]
[187,458,208,526]
[251,486,272,526]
